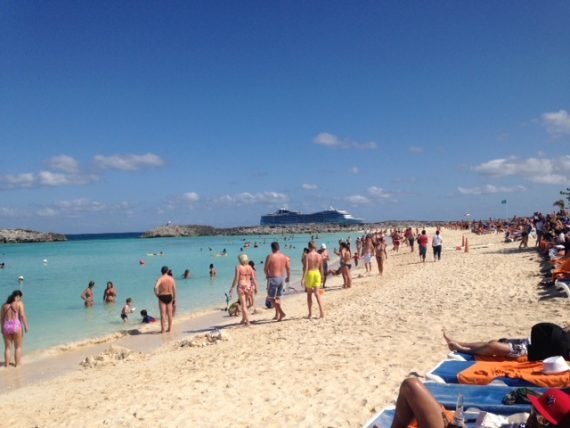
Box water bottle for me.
[449,393,465,428]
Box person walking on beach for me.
[103,281,117,303]
[340,241,352,288]
[229,254,257,327]
[2,290,29,367]
[81,281,95,307]
[374,236,388,276]
[318,243,329,288]
[432,230,443,261]
[302,241,325,319]
[362,235,374,274]
[417,230,429,262]
[247,260,258,312]
[264,242,290,322]
[154,266,176,334]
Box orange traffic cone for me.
[464,238,469,253]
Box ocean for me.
[0,231,356,357]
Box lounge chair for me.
[427,360,570,387]
[364,382,544,427]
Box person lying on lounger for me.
[392,377,570,428]
[444,322,570,361]
[443,330,530,359]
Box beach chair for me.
[553,258,570,280]
[364,383,543,427]
[555,279,570,298]
[427,360,570,388]
[426,360,532,387]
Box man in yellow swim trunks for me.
[302,241,325,319]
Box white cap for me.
[320,243,327,249]
[18,276,24,280]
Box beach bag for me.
[527,322,570,361]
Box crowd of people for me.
[388,208,570,427]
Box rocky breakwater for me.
[142,223,370,238]
[0,229,67,244]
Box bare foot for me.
[442,329,460,351]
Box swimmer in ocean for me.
[81,281,95,307]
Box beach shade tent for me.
[427,360,570,388]
[364,382,545,428]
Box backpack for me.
[527,322,570,361]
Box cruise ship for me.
[260,208,364,226]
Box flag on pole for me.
[501,200,507,204]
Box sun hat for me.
[529,389,570,425]
[321,243,327,249]
[542,356,570,374]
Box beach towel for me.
[458,361,570,388]
[429,361,532,387]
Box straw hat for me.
[542,356,570,374]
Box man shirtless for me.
[264,242,290,321]
[154,266,176,333]
[302,241,325,318]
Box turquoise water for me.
[0,232,352,355]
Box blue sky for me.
[1,1,569,233]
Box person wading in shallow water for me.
[154,266,176,334]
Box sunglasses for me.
[531,408,552,427]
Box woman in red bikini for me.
[1,290,30,367]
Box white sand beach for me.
[0,228,567,427]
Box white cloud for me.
[457,184,527,195]
[346,195,370,204]
[94,153,165,171]
[48,155,80,173]
[313,133,377,150]
[1,173,35,189]
[542,109,570,137]
[183,192,200,202]
[530,174,568,185]
[38,171,72,186]
[302,184,318,190]
[408,145,423,154]
[368,186,392,199]
[350,167,360,175]
[217,192,289,206]
[471,156,570,185]
[36,198,132,218]
[0,207,18,217]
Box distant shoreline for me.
[0,221,451,243]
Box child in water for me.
[140,309,156,323]
[121,298,135,322]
